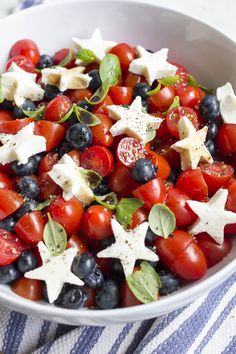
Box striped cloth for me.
[0,0,235,353]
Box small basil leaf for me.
[43,213,67,256]
[127,261,161,304]
[147,81,161,97]
[86,79,110,105]
[99,53,121,86]
[80,169,102,189]
[148,204,176,238]
[34,196,55,211]
[23,104,45,119]
[57,104,75,123]
[95,192,118,210]
[163,96,180,115]
[0,79,4,104]
[187,74,213,95]
[145,129,156,143]
[58,48,74,67]
[116,198,144,228]
[76,48,95,64]
[160,75,180,85]
[76,105,101,126]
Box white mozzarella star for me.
[107,96,162,142]
[48,154,95,205]
[0,122,46,165]
[1,63,44,106]
[187,189,236,245]
[97,219,159,278]
[129,46,177,85]
[25,242,84,304]
[216,82,236,124]
[171,116,213,170]
[41,66,91,92]
[72,28,117,64]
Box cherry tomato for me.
[109,163,140,197]
[199,162,234,195]
[116,137,146,168]
[109,86,133,105]
[38,172,62,200]
[0,189,23,221]
[166,106,199,138]
[196,233,233,268]
[155,117,169,139]
[84,287,96,308]
[0,118,33,134]
[176,169,208,201]
[145,151,171,180]
[35,120,65,151]
[67,88,92,103]
[82,205,113,240]
[148,86,175,112]
[109,43,136,72]
[166,188,197,227]
[216,124,236,155]
[155,136,180,169]
[123,72,144,87]
[90,113,114,147]
[130,207,148,229]
[12,277,42,301]
[10,39,40,65]
[14,211,46,245]
[133,178,167,210]
[226,179,236,213]
[0,229,24,266]
[47,197,84,235]
[176,86,202,108]
[0,110,14,122]
[171,62,189,89]
[0,171,15,190]
[53,48,76,68]
[67,233,89,254]
[155,230,207,280]
[0,163,14,177]
[6,55,35,73]
[44,96,72,122]
[80,146,114,177]
[38,152,59,175]
[68,150,81,166]
[93,95,113,115]
[121,279,142,307]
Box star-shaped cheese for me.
[0,122,46,165]
[97,219,159,278]
[1,63,44,106]
[129,46,177,85]
[48,153,95,205]
[107,96,162,142]
[25,241,84,303]
[216,82,236,124]
[187,188,236,245]
[41,66,91,92]
[171,116,213,170]
[72,28,117,64]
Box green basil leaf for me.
[76,48,95,64]
[80,169,102,189]
[148,204,176,238]
[34,196,55,211]
[22,104,45,119]
[147,81,161,97]
[187,74,213,94]
[163,96,180,115]
[86,79,110,105]
[76,105,101,126]
[127,261,161,304]
[43,213,67,256]
[95,192,118,210]
[0,78,4,104]
[99,53,121,86]
[58,48,74,67]
[116,198,144,228]
[57,104,75,123]
[145,129,156,143]
[160,75,180,85]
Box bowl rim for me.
[0,0,236,320]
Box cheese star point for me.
[216,82,236,124]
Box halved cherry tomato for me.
[216,124,236,155]
[176,86,202,108]
[121,278,142,307]
[14,211,46,245]
[44,96,72,122]
[109,163,140,197]
[176,169,208,201]
[0,171,15,190]
[67,233,89,254]
[0,110,14,122]
[155,136,180,169]
[133,178,167,210]
[0,229,24,266]
[47,197,84,236]
[0,118,34,134]
[109,43,136,72]
[123,72,144,87]
[80,146,114,177]
[199,162,234,195]
[0,189,23,221]
[171,62,189,89]
[166,106,199,138]
[38,152,59,175]
[90,113,114,147]
[10,39,40,65]
[35,120,65,151]
[148,86,175,112]
[67,89,92,103]
[155,230,207,280]
[53,48,76,68]
[6,55,35,73]
[109,86,133,105]
[196,233,233,267]
[93,95,113,115]
[38,172,62,200]
[82,205,113,240]
[145,151,171,180]
[129,207,148,229]
[116,137,146,168]
[12,277,42,301]
[68,150,81,166]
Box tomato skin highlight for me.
[14,211,46,246]
[80,146,114,177]
[12,277,42,301]
[93,95,113,115]
[0,171,15,190]
[109,43,136,72]
[0,118,34,134]
[0,189,24,221]
[38,152,59,175]
[109,163,140,197]
[145,151,171,180]
[10,39,40,65]
[0,229,24,266]
[67,89,92,103]
[176,169,208,201]
[35,121,65,151]
[109,86,133,105]
[44,96,72,122]
[176,86,202,109]
[148,86,175,112]
[90,114,114,148]
[132,178,167,210]
[116,137,146,168]
[130,207,148,229]
[82,205,113,240]
[67,233,89,254]
[216,124,236,155]
[6,55,35,73]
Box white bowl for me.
[0,0,236,326]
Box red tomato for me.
[226,179,236,213]
[35,121,65,151]
[0,172,15,190]
[80,146,114,177]
[109,86,133,105]
[148,86,175,112]
[216,124,236,155]
[53,48,76,68]
[123,72,144,87]
[68,150,81,166]
[6,55,35,73]
[166,106,199,138]
[176,169,208,201]
[44,96,72,122]
[84,287,96,308]
[176,86,202,108]
[38,152,59,175]
[109,163,140,197]
[145,151,171,180]
[0,230,24,266]
[93,95,113,115]
[14,211,46,245]
[0,189,23,221]
[171,62,189,89]
[47,197,84,236]
[199,162,234,195]
[82,205,113,240]
[90,113,114,147]
[196,233,233,268]
[109,43,136,72]
[133,178,167,210]
[67,89,92,103]
[10,39,40,65]
[67,233,89,254]
[155,117,169,139]
[166,188,197,227]
[11,277,42,301]
[0,118,33,134]
[130,207,148,229]
[155,136,180,169]
[0,163,14,177]
[121,279,142,307]
[116,137,146,168]
[155,230,207,280]
[0,110,14,122]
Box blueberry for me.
[77,100,91,112]
[12,155,40,176]
[96,279,120,309]
[0,264,21,284]
[0,99,14,111]
[88,70,102,92]
[199,95,220,122]
[18,176,40,199]
[110,259,125,281]
[61,286,88,309]
[13,100,36,119]
[159,272,180,295]
[44,84,63,102]
[14,199,38,221]
[33,152,45,165]
[42,283,69,304]
[65,123,92,151]
[133,83,151,100]
[37,54,54,70]
[57,140,72,158]
[93,177,111,196]
[0,216,16,232]
[100,236,115,249]
[17,250,38,273]
[145,227,157,244]
[72,253,96,279]
[205,140,216,156]
[84,268,104,289]
[206,122,218,140]
[132,158,157,184]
